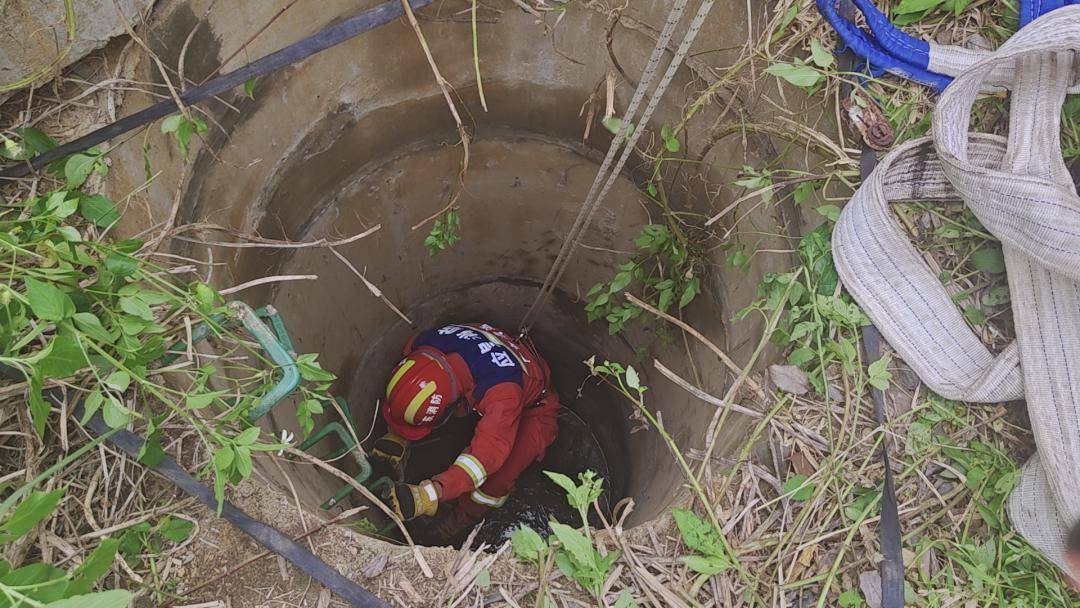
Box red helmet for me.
[382,349,460,440]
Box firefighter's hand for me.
[371,432,409,466]
[389,480,440,520]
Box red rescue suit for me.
[385,324,560,513]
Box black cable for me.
[0,0,434,179]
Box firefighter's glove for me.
[390,480,439,520]
[370,432,409,466]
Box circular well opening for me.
[109,0,793,544]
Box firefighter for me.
[369,323,560,539]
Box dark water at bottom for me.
[402,402,612,548]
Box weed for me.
[0,488,130,607]
[585,223,704,335]
[510,470,623,604]
[424,208,461,256]
[736,221,868,394]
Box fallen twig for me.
[329,247,413,325]
[168,223,381,249]
[653,360,763,419]
[399,0,472,232]
[218,274,317,295]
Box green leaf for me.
[609,271,632,294]
[793,181,815,205]
[816,204,842,222]
[895,0,944,13]
[614,589,639,608]
[625,365,640,390]
[186,392,219,410]
[683,554,731,575]
[672,509,726,558]
[783,474,815,501]
[544,471,578,497]
[79,195,120,228]
[868,356,892,391]
[161,114,183,134]
[102,396,132,429]
[214,446,235,471]
[244,76,257,99]
[765,62,823,88]
[838,589,865,607]
[17,127,58,154]
[678,277,700,309]
[511,525,545,562]
[549,522,594,568]
[63,153,99,189]
[1,562,68,602]
[39,330,89,378]
[982,284,1010,306]
[73,312,114,344]
[159,517,194,543]
[235,426,260,446]
[602,116,635,141]
[103,371,130,392]
[44,590,134,608]
[0,489,64,543]
[81,390,105,425]
[809,39,834,68]
[970,248,1005,274]
[119,296,154,321]
[67,539,119,595]
[25,278,75,322]
[104,253,138,278]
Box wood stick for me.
[653,360,763,419]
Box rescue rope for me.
[519,0,716,332]
[832,6,1080,574]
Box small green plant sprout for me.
[867,354,892,391]
[0,489,132,607]
[509,469,619,601]
[544,470,604,526]
[116,516,195,568]
[424,208,461,256]
[548,520,621,599]
[601,115,636,143]
[672,508,733,587]
[160,112,208,157]
[782,473,815,502]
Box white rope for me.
[519,0,716,332]
[833,7,1080,574]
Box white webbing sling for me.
[832,7,1080,572]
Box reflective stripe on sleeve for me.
[453,453,487,487]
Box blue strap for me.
[850,0,930,68]
[816,0,952,91]
[816,0,1070,91]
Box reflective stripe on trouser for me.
[456,392,561,519]
[470,489,507,507]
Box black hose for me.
[0,0,434,179]
[76,405,390,608]
[0,363,387,607]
